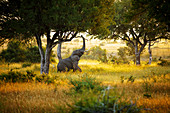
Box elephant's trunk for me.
[81,35,85,51]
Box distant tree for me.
[0,0,114,74]
[117,47,129,64]
[0,41,26,62]
[108,0,168,65]
[147,41,159,65]
[126,42,136,64]
[0,40,53,63]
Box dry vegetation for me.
[52,38,170,60]
[0,60,170,113]
[0,39,169,112]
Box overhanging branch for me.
[50,31,78,50]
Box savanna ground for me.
[0,59,170,113]
[0,40,170,113]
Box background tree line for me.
[0,0,169,74]
[0,0,114,74]
[0,40,55,63]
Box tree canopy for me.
[0,0,115,74]
[129,0,170,31]
[109,0,169,65]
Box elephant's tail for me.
[57,42,62,61]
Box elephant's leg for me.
[57,62,67,72]
[73,61,82,72]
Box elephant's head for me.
[71,35,85,57]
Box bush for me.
[0,70,36,82]
[120,75,136,83]
[69,86,141,113]
[68,73,102,92]
[22,63,32,68]
[25,46,41,63]
[117,47,130,64]
[0,41,26,62]
[82,46,108,63]
[158,59,170,66]
[0,41,56,63]
[35,74,58,84]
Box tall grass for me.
[0,60,170,112]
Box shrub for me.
[0,41,55,63]
[0,41,26,62]
[158,59,170,66]
[142,75,153,98]
[117,47,130,64]
[22,63,32,68]
[120,76,136,83]
[68,73,102,92]
[82,46,108,63]
[69,86,141,113]
[0,70,36,82]
[35,74,58,84]
[25,46,41,63]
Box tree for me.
[117,47,129,64]
[0,40,26,62]
[129,0,170,31]
[147,41,159,65]
[0,0,114,74]
[109,0,168,65]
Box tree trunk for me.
[39,46,45,74]
[134,41,141,65]
[136,53,140,65]
[36,34,45,74]
[148,41,152,65]
[43,45,51,74]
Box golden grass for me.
[0,82,72,113]
[0,60,170,112]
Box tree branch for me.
[148,36,168,41]
[51,32,59,42]
[119,34,135,47]
[149,41,159,46]
[50,31,78,50]
[50,41,60,50]
[65,31,72,39]
[63,31,78,42]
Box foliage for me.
[141,72,169,98]
[0,41,55,63]
[0,0,115,74]
[69,86,141,113]
[142,75,154,98]
[83,46,108,63]
[108,55,118,64]
[117,47,129,64]
[0,41,26,62]
[22,63,32,68]
[35,74,58,84]
[120,75,136,83]
[157,59,170,66]
[0,61,169,112]
[130,0,169,30]
[68,73,102,92]
[0,69,59,84]
[0,70,36,82]
[25,46,41,63]
[108,0,168,65]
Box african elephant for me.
[57,35,85,72]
